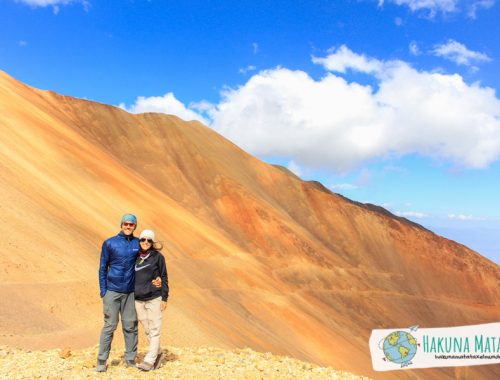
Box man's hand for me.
[152,276,162,288]
[161,301,168,311]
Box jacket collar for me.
[118,231,135,241]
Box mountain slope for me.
[0,70,498,379]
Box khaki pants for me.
[135,297,163,364]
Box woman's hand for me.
[161,301,168,311]
[152,276,162,288]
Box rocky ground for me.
[0,345,371,380]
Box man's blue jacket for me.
[99,231,140,297]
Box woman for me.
[134,229,169,371]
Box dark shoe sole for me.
[154,351,165,370]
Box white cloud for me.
[190,100,215,113]
[287,160,303,177]
[210,68,390,170]
[329,183,358,190]
[382,164,408,175]
[409,41,421,56]
[119,93,209,125]
[468,0,495,18]
[252,42,259,54]
[432,39,491,67]
[394,17,404,25]
[379,0,495,18]
[207,46,500,171]
[312,45,385,75]
[17,0,69,4]
[17,40,28,47]
[396,211,428,218]
[379,0,458,16]
[15,0,89,12]
[448,214,486,220]
[239,65,257,75]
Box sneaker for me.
[137,361,154,371]
[125,359,137,368]
[95,359,107,372]
[153,351,165,370]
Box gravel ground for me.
[0,345,371,380]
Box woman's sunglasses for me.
[122,222,135,227]
[140,238,153,244]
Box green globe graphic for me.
[382,331,417,365]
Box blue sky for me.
[1,0,499,263]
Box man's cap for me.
[120,213,137,226]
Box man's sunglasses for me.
[122,222,135,227]
[140,238,153,244]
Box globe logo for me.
[380,331,418,366]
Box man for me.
[96,213,159,372]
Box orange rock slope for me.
[0,70,498,379]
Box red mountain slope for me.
[0,70,498,379]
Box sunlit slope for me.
[0,70,498,379]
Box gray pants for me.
[97,290,138,361]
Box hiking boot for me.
[95,359,107,372]
[125,359,137,368]
[154,351,165,370]
[137,361,154,371]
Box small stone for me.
[82,358,95,368]
[59,348,71,359]
[165,351,179,361]
[110,358,121,366]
